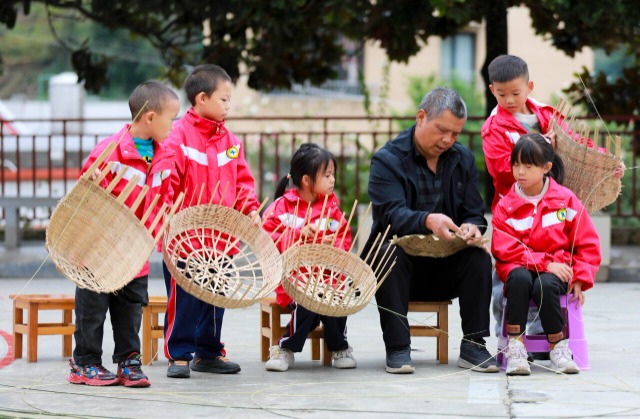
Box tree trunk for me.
[480,0,509,210]
[481,0,509,118]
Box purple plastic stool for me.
[496,294,590,370]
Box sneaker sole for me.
[167,369,190,378]
[385,364,415,374]
[190,364,241,374]
[333,362,357,369]
[553,366,579,374]
[506,367,531,376]
[67,374,120,386]
[457,358,500,373]
[121,377,151,387]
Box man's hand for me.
[425,213,461,241]
[459,223,483,245]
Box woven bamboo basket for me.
[390,233,488,258]
[163,204,282,308]
[281,244,383,317]
[46,142,181,293]
[550,116,622,213]
[278,201,395,317]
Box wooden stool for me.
[408,300,451,364]
[10,294,75,362]
[260,298,331,366]
[141,296,167,366]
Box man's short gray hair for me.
[418,87,467,121]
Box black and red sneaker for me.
[117,353,151,388]
[67,359,120,386]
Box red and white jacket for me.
[165,108,259,255]
[262,189,353,307]
[482,98,557,211]
[491,178,601,292]
[166,108,259,211]
[79,124,176,277]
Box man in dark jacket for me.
[364,87,497,374]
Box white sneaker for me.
[550,340,579,374]
[265,346,294,372]
[505,338,531,376]
[332,346,357,369]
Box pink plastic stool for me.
[497,294,590,370]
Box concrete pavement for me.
[0,274,639,418]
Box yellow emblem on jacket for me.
[226,146,239,159]
[556,208,567,221]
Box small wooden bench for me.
[407,300,451,364]
[141,296,167,366]
[260,298,331,366]
[10,293,75,362]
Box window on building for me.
[440,33,476,84]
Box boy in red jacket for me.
[163,64,260,378]
[68,81,180,387]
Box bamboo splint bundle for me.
[280,200,396,317]
[46,142,184,293]
[390,233,489,258]
[550,98,623,213]
[162,183,282,308]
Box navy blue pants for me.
[73,275,148,365]
[163,262,226,361]
[279,302,349,352]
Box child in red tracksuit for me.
[261,143,357,371]
[491,133,601,376]
[482,54,623,338]
[163,64,260,378]
[68,81,180,387]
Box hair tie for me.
[286,173,292,180]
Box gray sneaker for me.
[167,359,190,378]
[550,340,579,374]
[385,346,415,374]
[457,338,500,373]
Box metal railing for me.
[1,115,638,230]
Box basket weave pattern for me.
[281,244,378,317]
[551,118,622,213]
[391,234,485,258]
[163,204,282,308]
[46,177,155,293]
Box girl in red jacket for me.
[491,133,601,376]
[261,143,357,371]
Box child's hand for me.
[300,224,318,242]
[569,280,585,307]
[88,168,101,181]
[543,129,557,150]
[248,210,261,226]
[547,262,573,283]
[612,161,626,179]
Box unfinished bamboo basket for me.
[163,197,282,308]
[550,99,623,213]
[280,201,395,317]
[390,233,488,258]
[46,142,183,293]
